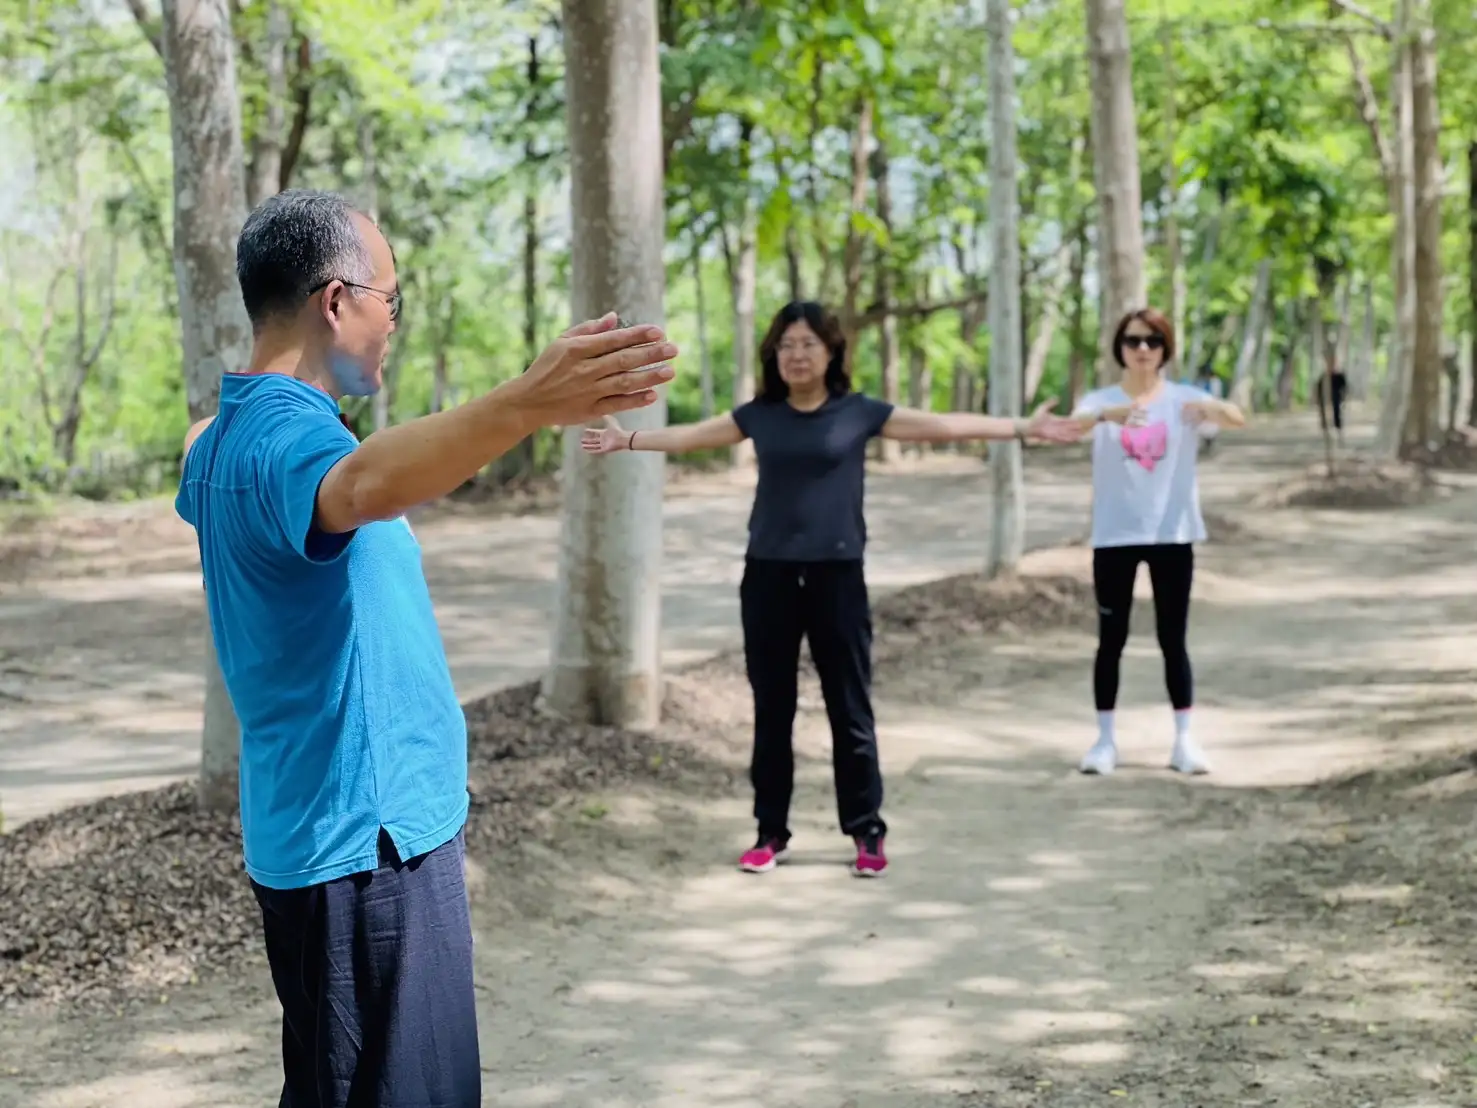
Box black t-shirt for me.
[731,391,895,562]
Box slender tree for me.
[985,0,1024,578]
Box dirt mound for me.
[872,571,1095,663]
[1252,458,1439,510]
[0,681,738,1012]
[0,783,252,1009]
[1402,426,1477,471]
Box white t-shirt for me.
[1073,382,1208,549]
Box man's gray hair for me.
[236,190,376,328]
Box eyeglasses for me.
[1122,334,1165,351]
[309,279,402,323]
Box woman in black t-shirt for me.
[583,301,1083,878]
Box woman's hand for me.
[1022,400,1088,444]
[580,423,632,454]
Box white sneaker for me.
[1169,738,1211,775]
[1079,741,1118,776]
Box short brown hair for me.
[1111,308,1176,369]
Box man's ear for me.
[319,280,345,334]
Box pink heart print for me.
[1120,421,1168,471]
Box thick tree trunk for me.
[985,0,1023,578]
[160,0,252,812]
[1402,0,1442,454]
[544,0,667,729]
[1084,0,1146,387]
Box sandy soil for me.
[5,414,1477,1106]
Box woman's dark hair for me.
[756,301,850,401]
[1111,307,1176,369]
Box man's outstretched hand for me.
[507,312,677,429]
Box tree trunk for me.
[245,0,290,210]
[1229,259,1271,411]
[491,33,545,482]
[55,229,119,467]
[1184,191,1227,378]
[1353,279,1375,401]
[952,300,985,423]
[985,0,1023,579]
[728,122,757,467]
[1160,18,1185,358]
[840,97,873,370]
[1469,142,1477,426]
[1402,0,1442,454]
[544,0,667,729]
[1377,18,1417,458]
[160,0,252,812]
[1024,235,1075,405]
[1084,0,1145,387]
[430,297,454,413]
[692,233,715,419]
[1252,284,1276,408]
[1275,300,1303,412]
[872,139,901,463]
[361,117,393,433]
[1064,222,1089,408]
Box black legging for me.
[739,558,884,842]
[1092,543,1194,711]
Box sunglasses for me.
[309,279,402,323]
[1122,334,1165,351]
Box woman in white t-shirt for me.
[1071,308,1245,777]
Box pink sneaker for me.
[852,834,887,878]
[739,837,790,874]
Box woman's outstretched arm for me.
[880,401,1085,445]
[582,412,745,455]
[1182,396,1247,429]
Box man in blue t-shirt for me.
[176,189,676,1106]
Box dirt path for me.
[0,423,1302,827]
[5,415,1477,1106]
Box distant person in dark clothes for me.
[581,300,1085,878]
[175,189,675,1107]
[1317,347,1349,446]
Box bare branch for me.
[1325,0,1392,37]
[124,0,164,59]
[1345,36,1395,190]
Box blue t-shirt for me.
[731,391,894,561]
[176,373,468,890]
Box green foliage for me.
[0,0,1472,494]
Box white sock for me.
[1097,711,1117,747]
[1173,709,1192,744]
